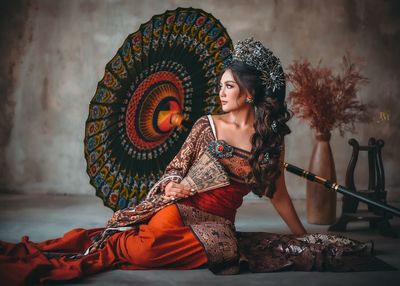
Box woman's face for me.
[219,69,249,112]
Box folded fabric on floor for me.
[237,232,397,272]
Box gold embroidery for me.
[176,203,239,270]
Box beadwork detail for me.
[271,120,278,133]
[207,140,234,159]
[223,38,285,92]
[263,152,271,164]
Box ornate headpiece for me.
[224,38,285,92]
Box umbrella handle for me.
[170,112,185,127]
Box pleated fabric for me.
[0,204,207,285]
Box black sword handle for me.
[283,162,400,217]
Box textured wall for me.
[1,0,399,201]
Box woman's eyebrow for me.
[220,80,236,84]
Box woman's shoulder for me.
[185,115,214,149]
[192,114,209,125]
[194,114,223,125]
[191,114,229,132]
[190,115,211,132]
[210,113,228,123]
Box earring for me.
[245,95,254,104]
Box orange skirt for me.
[0,204,208,285]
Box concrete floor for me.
[0,193,399,286]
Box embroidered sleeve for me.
[162,116,209,183]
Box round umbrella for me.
[84,7,233,210]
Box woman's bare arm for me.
[269,144,307,235]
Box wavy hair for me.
[224,61,292,198]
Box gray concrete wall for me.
[1,0,399,201]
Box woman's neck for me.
[226,106,255,128]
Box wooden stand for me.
[328,138,397,237]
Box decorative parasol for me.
[84,7,233,210]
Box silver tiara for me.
[225,38,285,92]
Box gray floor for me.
[0,193,399,286]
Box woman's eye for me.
[226,84,233,89]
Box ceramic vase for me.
[306,132,337,225]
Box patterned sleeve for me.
[162,116,208,182]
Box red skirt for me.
[0,204,208,285]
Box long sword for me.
[283,162,400,217]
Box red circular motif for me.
[125,71,185,150]
[217,145,223,151]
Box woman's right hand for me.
[164,181,194,200]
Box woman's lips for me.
[221,101,227,105]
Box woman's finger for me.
[164,182,196,199]
[166,189,190,198]
[172,187,191,194]
[169,186,189,193]
[172,191,188,198]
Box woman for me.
[162,38,306,236]
[0,38,367,285]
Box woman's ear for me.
[242,88,255,98]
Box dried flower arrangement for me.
[286,53,372,136]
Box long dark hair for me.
[225,61,292,198]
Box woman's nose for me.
[219,86,225,97]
